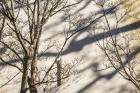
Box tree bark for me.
[29,45,38,93]
[20,56,29,93]
[57,60,62,86]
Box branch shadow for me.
[39,21,140,57]
[0,0,139,92]
[76,47,140,93]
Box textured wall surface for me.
[124,0,140,48]
[123,0,140,79]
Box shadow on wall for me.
[76,47,140,93]
[39,20,140,57]
[0,0,139,92]
[0,0,110,66]
[1,0,140,70]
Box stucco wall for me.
[123,0,140,79]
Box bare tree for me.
[0,0,133,93]
[0,0,82,93]
[95,0,140,92]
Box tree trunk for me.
[56,60,62,86]
[20,56,29,93]
[29,45,38,93]
[30,58,38,93]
